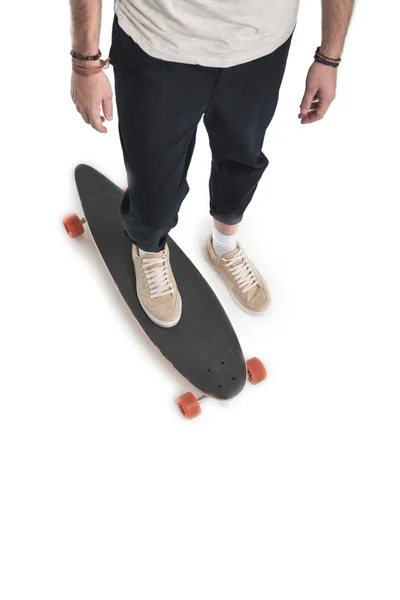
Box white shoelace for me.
[222,249,259,294]
[143,252,175,299]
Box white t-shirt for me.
[115,0,300,68]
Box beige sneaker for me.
[205,235,270,315]
[132,244,182,328]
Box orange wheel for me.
[177,392,202,419]
[246,357,267,385]
[63,214,85,238]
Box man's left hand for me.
[299,61,337,124]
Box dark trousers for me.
[110,17,292,252]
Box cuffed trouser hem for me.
[123,230,167,253]
[210,211,244,226]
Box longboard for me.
[63,164,267,418]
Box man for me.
[70,0,354,327]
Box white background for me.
[1,1,400,598]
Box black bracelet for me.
[70,49,102,61]
[314,55,340,68]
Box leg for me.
[109,18,218,327]
[212,219,239,257]
[204,32,293,225]
[110,17,218,251]
[214,220,238,236]
[204,33,293,313]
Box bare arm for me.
[70,0,102,55]
[320,0,354,57]
[299,0,354,124]
[69,0,113,133]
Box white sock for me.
[138,248,156,257]
[212,226,238,258]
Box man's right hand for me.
[71,68,113,133]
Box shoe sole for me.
[203,242,270,317]
[137,294,182,328]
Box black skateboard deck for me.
[72,165,248,403]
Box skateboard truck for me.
[177,358,267,420]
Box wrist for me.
[71,56,110,77]
[70,47,105,75]
[72,57,102,67]
[319,44,342,60]
[71,48,101,60]
[314,46,341,68]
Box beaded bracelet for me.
[70,49,102,61]
[314,46,341,68]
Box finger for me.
[80,109,90,124]
[315,95,334,120]
[300,110,319,125]
[102,95,113,121]
[77,106,90,124]
[300,97,332,124]
[298,100,319,119]
[88,109,107,133]
[300,87,318,117]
